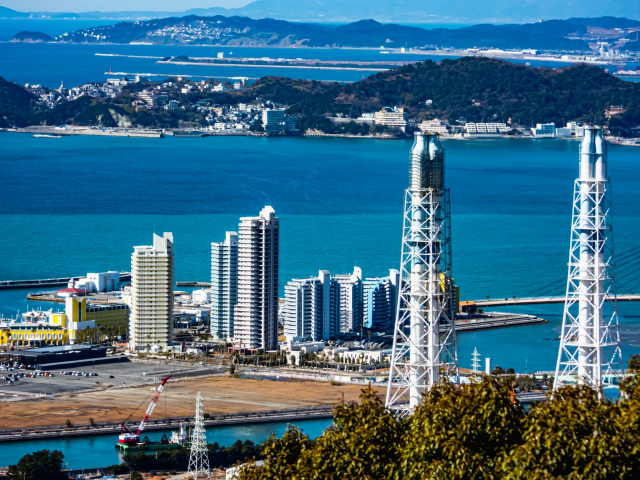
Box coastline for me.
[3,127,638,145]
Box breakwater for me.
[0,273,131,290]
[0,406,333,443]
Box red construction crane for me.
[119,375,171,445]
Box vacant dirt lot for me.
[0,376,384,429]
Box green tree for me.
[240,356,640,480]
[7,450,67,480]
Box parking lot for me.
[0,360,227,396]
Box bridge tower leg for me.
[554,127,623,394]
[385,133,458,416]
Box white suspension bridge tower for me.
[386,132,458,415]
[554,126,624,393]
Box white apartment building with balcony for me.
[284,271,336,342]
[129,232,174,351]
[333,267,363,334]
[374,108,407,130]
[420,119,449,134]
[234,206,279,351]
[211,231,238,339]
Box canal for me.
[0,418,332,469]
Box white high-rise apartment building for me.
[333,267,363,334]
[211,231,238,339]
[130,232,174,351]
[234,206,279,351]
[284,270,335,342]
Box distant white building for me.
[213,84,225,92]
[333,267,363,334]
[192,289,212,304]
[211,232,238,339]
[71,272,120,293]
[533,123,556,137]
[262,109,297,134]
[556,127,572,137]
[374,107,406,131]
[465,123,477,133]
[420,119,448,134]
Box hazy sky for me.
[2,0,252,12]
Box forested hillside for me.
[1,58,638,136]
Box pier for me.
[473,294,640,307]
[0,273,131,290]
[454,312,547,332]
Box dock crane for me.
[119,375,171,445]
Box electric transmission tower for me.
[554,126,623,394]
[471,348,481,375]
[386,132,458,415]
[187,392,210,480]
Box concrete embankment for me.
[0,273,131,290]
[0,406,333,443]
[15,126,164,138]
[455,312,547,332]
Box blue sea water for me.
[1,133,640,374]
[0,418,331,469]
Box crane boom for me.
[136,375,171,435]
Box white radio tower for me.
[386,132,458,415]
[187,392,210,480]
[554,126,623,393]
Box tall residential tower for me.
[233,206,280,351]
[129,232,174,351]
[211,232,238,339]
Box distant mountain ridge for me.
[1,0,639,23]
[42,15,640,51]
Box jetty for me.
[1,273,131,290]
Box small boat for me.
[31,134,62,138]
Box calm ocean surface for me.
[1,133,640,374]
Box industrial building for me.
[211,232,238,338]
[234,206,280,351]
[0,297,128,347]
[0,344,117,371]
[129,232,174,351]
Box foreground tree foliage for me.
[7,449,67,480]
[241,356,640,480]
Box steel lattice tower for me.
[554,126,623,393]
[187,392,210,480]
[386,132,458,414]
